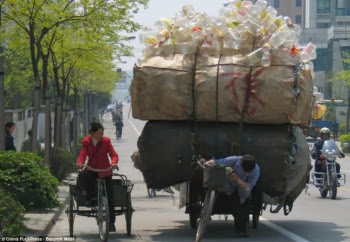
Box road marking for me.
[129,119,141,136]
[260,217,311,242]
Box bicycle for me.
[192,160,262,242]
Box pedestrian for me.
[20,129,41,153]
[77,122,119,232]
[5,121,16,151]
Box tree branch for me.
[2,12,30,34]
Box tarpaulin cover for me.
[137,121,310,205]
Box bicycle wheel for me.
[125,193,133,236]
[68,188,76,237]
[98,196,110,242]
[196,189,216,242]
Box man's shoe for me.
[109,224,116,232]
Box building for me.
[267,0,305,26]
[303,0,350,99]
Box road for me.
[49,103,350,242]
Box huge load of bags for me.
[131,1,313,207]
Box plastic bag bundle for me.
[138,0,316,72]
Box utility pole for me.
[0,1,5,151]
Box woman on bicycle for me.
[77,122,119,232]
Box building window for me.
[295,15,302,24]
[317,23,330,28]
[274,0,280,8]
[337,0,346,8]
[336,0,348,16]
[296,0,302,7]
[317,0,330,13]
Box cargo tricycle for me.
[63,165,134,241]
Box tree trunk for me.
[52,64,62,147]
[72,87,78,157]
[0,7,5,151]
[42,54,51,164]
[346,95,350,134]
[29,27,41,152]
[83,92,89,135]
[61,97,67,149]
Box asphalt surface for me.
[49,103,350,242]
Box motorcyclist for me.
[311,127,344,181]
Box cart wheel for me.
[190,211,200,229]
[68,189,76,237]
[98,196,110,242]
[196,189,216,242]
[125,194,133,236]
[147,187,156,198]
[252,212,259,229]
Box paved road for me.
[49,103,350,242]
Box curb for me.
[41,194,69,236]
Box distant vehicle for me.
[308,120,338,139]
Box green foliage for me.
[340,134,350,146]
[0,188,26,237]
[325,101,336,121]
[0,152,60,210]
[97,92,112,109]
[50,148,76,181]
[339,123,346,136]
[340,134,350,153]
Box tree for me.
[0,0,6,151]
[336,52,350,132]
[2,0,149,156]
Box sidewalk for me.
[24,185,69,237]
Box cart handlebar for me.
[78,164,119,172]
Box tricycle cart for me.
[63,166,134,241]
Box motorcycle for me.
[311,140,346,199]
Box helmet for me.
[320,127,330,134]
[320,127,330,140]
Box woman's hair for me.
[89,122,104,133]
[5,121,15,130]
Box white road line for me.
[128,119,310,241]
[129,119,141,136]
[260,217,311,242]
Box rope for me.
[215,55,223,156]
[232,36,256,154]
[190,44,201,157]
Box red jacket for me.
[77,136,119,177]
